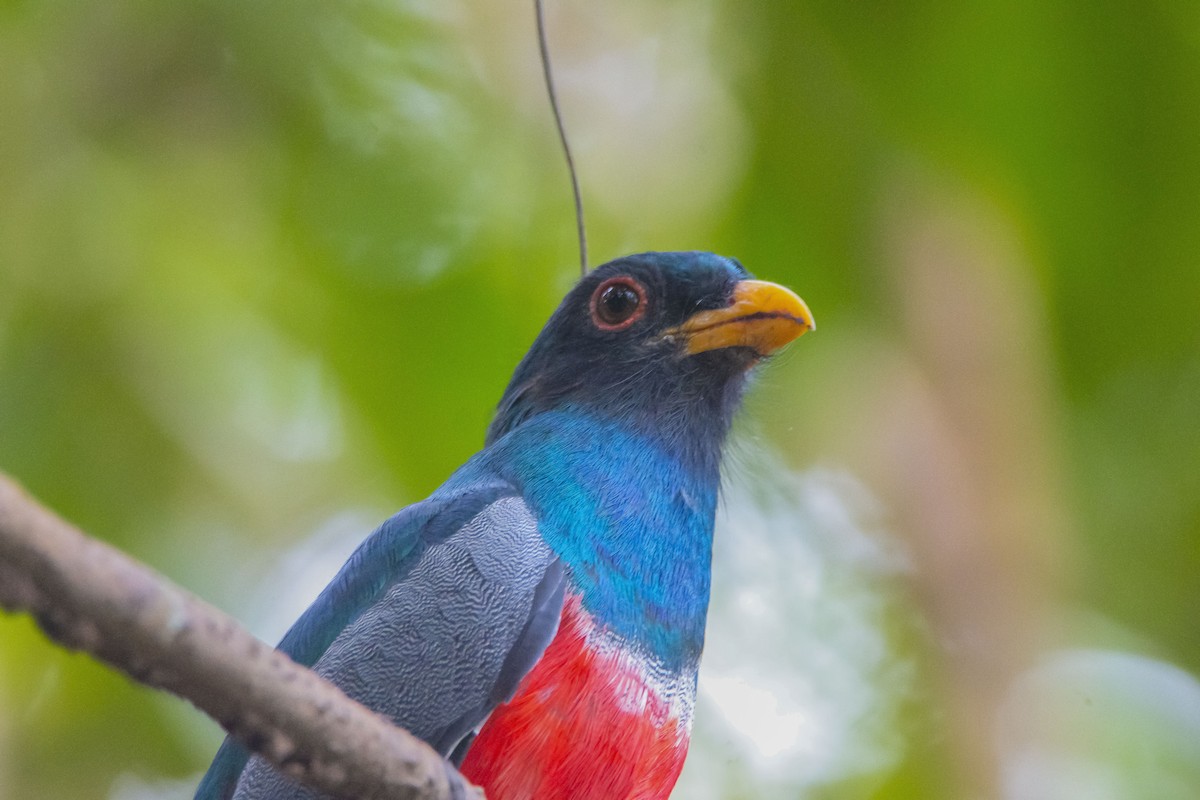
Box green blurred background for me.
[2,1,1198,798]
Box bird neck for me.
[487,348,749,479]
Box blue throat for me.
[442,408,721,674]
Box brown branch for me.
[0,472,483,800]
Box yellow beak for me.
[665,279,815,357]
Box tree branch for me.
[0,472,483,800]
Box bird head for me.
[486,252,814,464]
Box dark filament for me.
[535,0,589,277]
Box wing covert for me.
[203,489,564,800]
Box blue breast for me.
[441,408,718,674]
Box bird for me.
[195,250,814,800]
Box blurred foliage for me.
[2,1,1199,798]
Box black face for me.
[487,251,756,448]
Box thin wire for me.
[535,0,588,277]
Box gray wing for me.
[232,495,565,799]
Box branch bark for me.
[0,472,483,800]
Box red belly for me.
[460,595,692,800]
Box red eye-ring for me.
[590,276,647,331]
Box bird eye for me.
[590,277,647,330]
